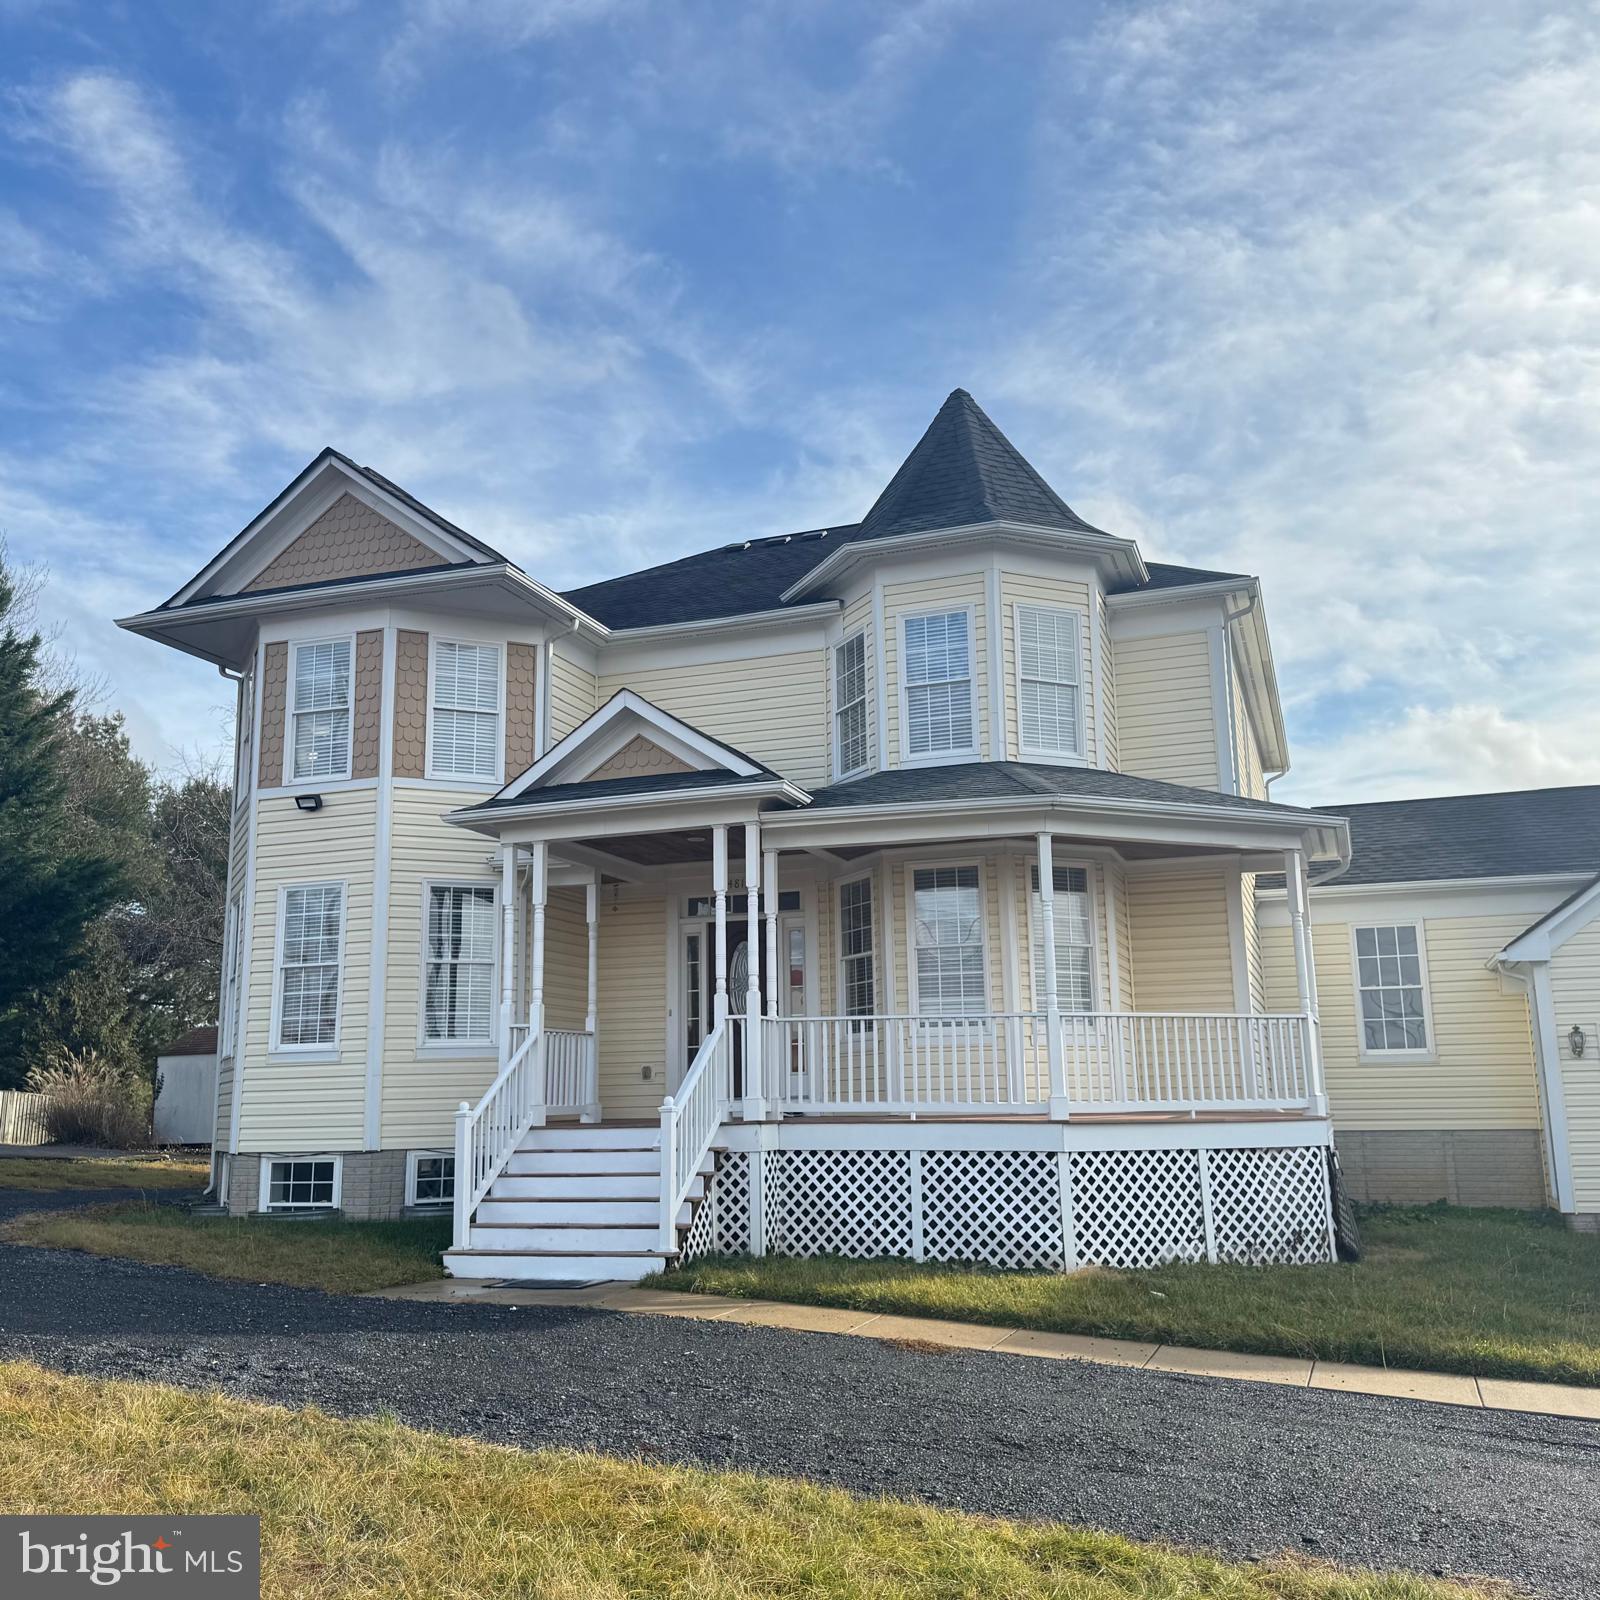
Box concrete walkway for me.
[375,1276,1600,1422]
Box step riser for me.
[443,1252,664,1282]
[475,1200,683,1227]
[504,1150,658,1176]
[469,1225,664,1253]
[488,1174,670,1201]
[521,1126,660,1151]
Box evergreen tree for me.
[0,564,125,1079]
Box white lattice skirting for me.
[684,1141,1333,1270]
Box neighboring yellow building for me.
[1258,786,1600,1224]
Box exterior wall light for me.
[294,793,323,813]
[1569,1025,1586,1059]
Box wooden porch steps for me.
[443,1123,711,1283]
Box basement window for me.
[261,1156,340,1211]
[407,1151,455,1208]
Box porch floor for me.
[566,1109,1325,1129]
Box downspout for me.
[205,664,246,1199]
[1226,589,1290,790]
[537,616,584,760]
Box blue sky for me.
[3,0,1598,804]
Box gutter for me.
[444,777,811,829]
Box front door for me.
[680,915,810,1098]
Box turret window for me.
[1015,604,1083,759]
[902,608,975,759]
[834,631,869,777]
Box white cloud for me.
[1282,704,1600,805]
[996,0,1600,801]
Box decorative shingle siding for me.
[505,642,537,781]
[583,735,693,782]
[258,641,287,787]
[352,629,383,780]
[392,630,428,779]
[241,494,441,592]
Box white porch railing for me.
[759,1011,1316,1119]
[1059,1012,1313,1114]
[762,1014,1052,1115]
[544,1027,599,1119]
[660,1017,733,1252]
[453,1027,543,1248]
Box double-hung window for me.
[430,640,501,779]
[834,632,869,778]
[424,885,496,1044]
[290,639,352,781]
[275,883,344,1050]
[910,865,987,1016]
[902,609,975,758]
[838,877,876,1018]
[1354,924,1431,1053]
[1016,605,1084,759]
[1029,864,1095,1012]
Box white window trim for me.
[417,879,500,1055]
[1350,920,1437,1063]
[425,635,507,785]
[219,894,244,1060]
[258,1152,343,1212]
[898,603,979,766]
[269,879,347,1059]
[285,635,356,785]
[1013,601,1087,765]
[1023,857,1100,1014]
[903,857,992,1018]
[832,628,871,781]
[405,1149,456,1209]
[835,872,878,1018]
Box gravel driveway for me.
[1,1199,1597,1598]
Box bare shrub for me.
[25,1051,151,1149]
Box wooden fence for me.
[0,1091,53,1145]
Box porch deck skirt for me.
[685,1121,1335,1270]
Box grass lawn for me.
[0,1155,210,1192]
[0,1361,1504,1600]
[7,1202,449,1294]
[654,1205,1600,1388]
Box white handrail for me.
[659,1018,732,1252]
[453,1026,544,1249]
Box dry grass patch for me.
[0,1361,1507,1600]
[0,1156,209,1192]
[655,1205,1600,1388]
[7,1201,448,1294]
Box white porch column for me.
[712,824,729,1024]
[528,840,549,1126]
[1284,846,1328,1115]
[1038,831,1070,1120]
[499,844,518,1066]
[743,821,766,1119]
[582,869,600,1122]
[529,841,549,1035]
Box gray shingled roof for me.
[471,769,781,811]
[796,761,1331,821]
[1298,785,1600,887]
[854,389,1104,543]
